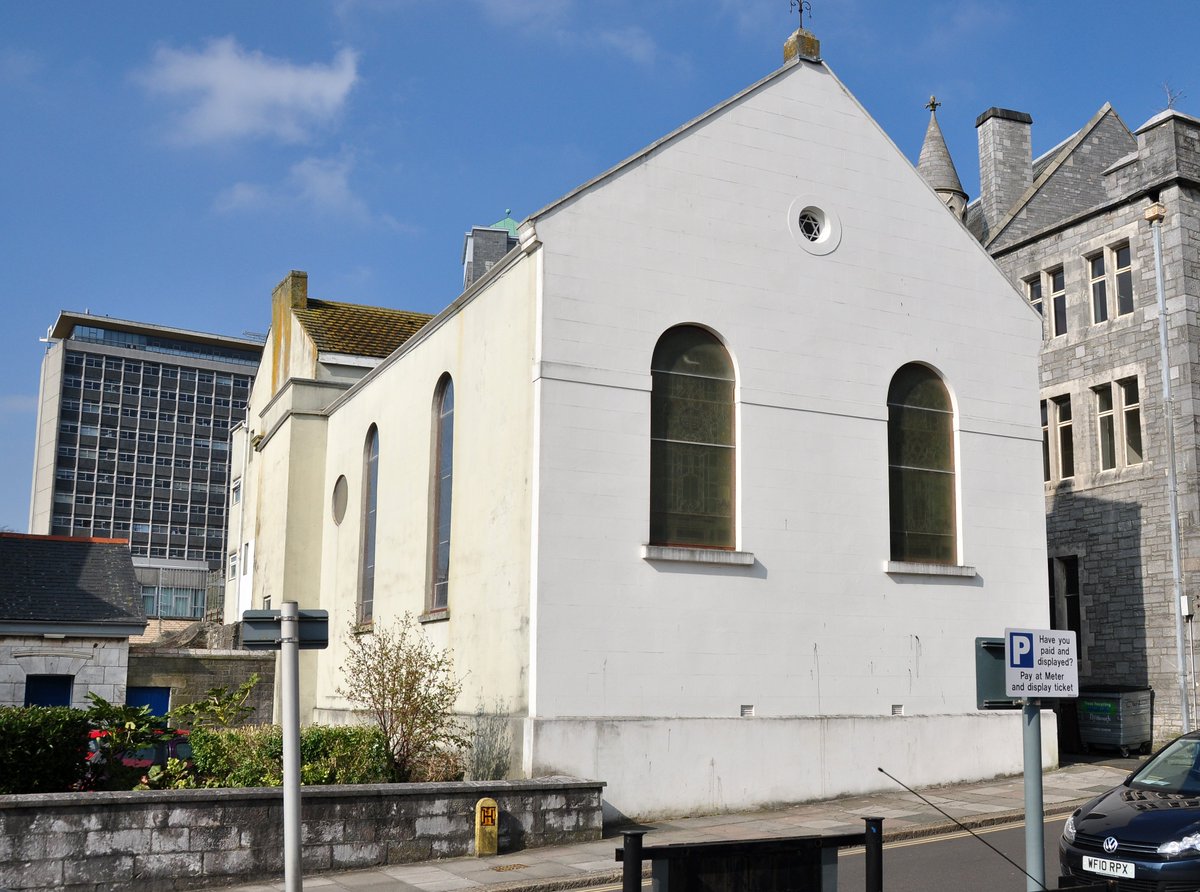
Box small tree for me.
[465,697,512,781]
[337,614,468,781]
[170,674,259,729]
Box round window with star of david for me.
[788,199,841,255]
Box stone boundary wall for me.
[0,777,604,891]
[126,648,276,725]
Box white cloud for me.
[212,181,271,213]
[597,26,659,66]
[214,154,390,227]
[288,156,370,221]
[476,0,574,33]
[715,0,778,36]
[138,37,358,145]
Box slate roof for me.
[292,298,433,359]
[0,534,145,627]
[917,109,966,198]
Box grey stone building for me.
[0,532,146,707]
[918,100,1200,741]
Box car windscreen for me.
[1130,737,1200,795]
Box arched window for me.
[650,326,735,548]
[887,364,956,564]
[429,376,454,610]
[359,425,379,623]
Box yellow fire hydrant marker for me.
[475,797,499,857]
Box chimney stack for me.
[976,108,1033,237]
[273,270,308,310]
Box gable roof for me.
[293,298,433,359]
[526,57,810,226]
[0,534,145,631]
[984,103,1135,250]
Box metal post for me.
[281,601,302,891]
[621,831,644,892]
[1148,201,1192,733]
[1023,701,1044,892]
[863,817,883,892]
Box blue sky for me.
[0,1,1194,531]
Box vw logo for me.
[1103,836,1119,854]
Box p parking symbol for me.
[1008,632,1034,668]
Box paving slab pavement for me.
[218,762,1131,892]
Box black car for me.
[1060,731,1200,890]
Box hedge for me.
[190,724,392,787]
[0,706,90,794]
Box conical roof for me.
[917,106,966,199]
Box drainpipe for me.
[1147,200,1191,733]
[235,420,250,619]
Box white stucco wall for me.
[519,59,1049,814]
[310,257,539,717]
[528,711,1057,821]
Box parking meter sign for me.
[1004,628,1078,699]
[1009,631,1034,668]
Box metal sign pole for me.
[281,601,303,891]
[1148,201,1192,733]
[1022,700,1044,892]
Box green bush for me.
[298,725,391,785]
[190,724,391,788]
[0,706,90,793]
[190,724,284,787]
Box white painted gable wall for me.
[522,59,1049,816]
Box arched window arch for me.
[358,425,379,623]
[429,375,454,611]
[887,364,956,564]
[650,326,736,548]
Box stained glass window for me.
[430,377,454,610]
[359,425,379,623]
[650,327,735,548]
[887,364,956,564]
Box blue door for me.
[126,686,171,717]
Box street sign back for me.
[1004,628,1078,699]
[241,609,330,650]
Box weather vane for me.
[926,95,941,112]
[790,0,812,30]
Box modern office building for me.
[28,312,262,635]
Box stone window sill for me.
[418,609,449,624]
[641,545,755,566]
[884,561,977,577]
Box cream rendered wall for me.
[224,422,250,623]
[310,258,538,720]
[523,60,1049,814]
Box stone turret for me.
[917,97,968,220]
[462,210,520,290]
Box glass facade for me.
[46,324,259,618]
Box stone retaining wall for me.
[0,777,604,891]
